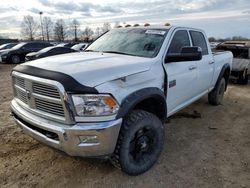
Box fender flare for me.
[215,63,231,91]
[116,87,167,119]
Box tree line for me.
[209,36,250,42]
[22,16,250,43]
[20,16,171,42]
[20,15,112,42]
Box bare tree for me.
[82,26,94,42]
[54,19,67,41]
[71,19,80,42]
[232,36,249,41]
[43,17,53,41]
[114,21,120,28]
[21,15,38,41]
[102,22,111,33]
[95,27,101,37]
[208,37,216,42]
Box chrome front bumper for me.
[11,99,122,157]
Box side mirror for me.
[165,46,202,63]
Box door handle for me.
[189,65,197,70]
[209,61,215,64]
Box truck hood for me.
[23,52,154,87]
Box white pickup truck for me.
[11,26,233,175]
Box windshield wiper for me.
[84,49,98,52]
[102,51,133,56]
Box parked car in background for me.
[49,42,60,46]
[25,46,77,61]
[0,43,18,51]
[217,41,250,84]
[11,26,233,175]
[0,42,52,64]
[71,43,88,51]
[57,42,79,48]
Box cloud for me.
[243,10,250,14]
[0,7,18,13]
[37,0,122,15]
[1,0,250,38]
[38,0,52,6]
[29,8,42,14]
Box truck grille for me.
[16,89,28,104]
[14,77,25,88]
[13,75,65,118]
[33,82,61,99]
[35,98,64,117]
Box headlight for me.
[72,94,119,116]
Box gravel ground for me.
[0,64,249,188]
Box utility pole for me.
[39,11,44,41]
[74,24,77,42]
[72,19,79,42]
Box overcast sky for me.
[0,0,250,39]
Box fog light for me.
[79,135,98,144]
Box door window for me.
[190,31,208,55]
[24,43,36,50]
[168,30,190,54]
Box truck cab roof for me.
[113,25,205,33]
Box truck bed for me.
[210,50,233,87]
[213,50,233,60]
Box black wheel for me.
[111,110,165,175]
[208,77,226,105]
[11,55,21,64]
[238,71,249,85]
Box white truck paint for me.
[11,26,233,175]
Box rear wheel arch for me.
[116,87,167,121]
[216,63,231,91]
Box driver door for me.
[163,30,199,115]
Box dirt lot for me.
[0,64,249,188]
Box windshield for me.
[12,43,26,50]
[86,28,168,58]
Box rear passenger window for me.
[168,30,190,54]
[37,43,49,49]
[190,31,208,55]
[24,43,35,49]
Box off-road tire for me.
[208,77,226,105]
[11,55,21,64]
[111,110,165,176]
